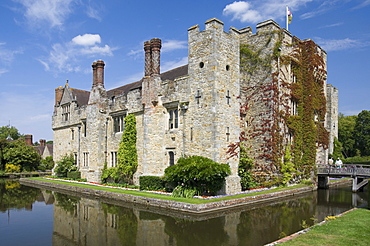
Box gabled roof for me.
[70,88,90,106]
[66,64,189,106]
[107,80,142,99]
[160,65,188,81]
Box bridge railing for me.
[317,164,370,177]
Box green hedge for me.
[67,171,81,180]
[164,155,231,196]
[139,176,165,191]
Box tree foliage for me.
[54,154,77,177]
[238,143,257,190]
[2,139,40,172]
[338,113,357,157]
[0,125,22,140]
[164,156,231,196]
[117,114,138,183]
[354,110,370,156]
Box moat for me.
[0,179,368,246]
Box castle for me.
[52,18,338,194]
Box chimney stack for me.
[143,38,162,76]
[150,38,161,75]
[25,135,33,146]
[40,139,46,146]
[55,86,64,106]
[92,60,105,87]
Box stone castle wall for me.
[52,18,337,193]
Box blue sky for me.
[1,0,369,142]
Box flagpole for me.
[286,6,289,31]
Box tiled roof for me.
[70,64,189,105]
[107,80,142,98]
[70,88,90,106]
[160,65,188,81]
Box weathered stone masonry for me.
[52,18,338,194]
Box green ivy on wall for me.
[117,114,138,184]
[237,31,329,186]
[286,39,328,178]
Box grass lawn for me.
[281,208,370,246]
[26,177,308,204]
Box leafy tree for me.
[238,143,257,190]
[281,144,295,185]
[117,114,138,184]
[38,156,55,171]
[3,139,40,172]
[354,110,370,156]
[332,137,344,160]
[0,139,9,171]
[54,154,77,177]
[338,113,357,157]
[164,155,231,196]
[0,125,21,140]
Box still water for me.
[0,179,368,246]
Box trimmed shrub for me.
[67,171,81,180]
[164,155,231,196]
[139,176,165,191]
[54,154,77,177]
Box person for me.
[335,157,343,168]
[328,157,334,167]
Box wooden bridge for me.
[317,165,370,192]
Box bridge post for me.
[318,175,329,189]
[352,177,368,192]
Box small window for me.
[82,120,87,137]
[111,152,117,167]
[113,115,125,133]
[83,152,89,167]
[226,65,230,71]
[199,62,204,68]
[61,103,70,121]
[169,151,175,166]
[169,109,179,129]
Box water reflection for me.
[0,179,368,246]
[0,179,43,212]
[50,184,368,246]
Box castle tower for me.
[81,60,108,182]
[187,18,241,194]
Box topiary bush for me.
[164,156,231,196]
[54,154,77,177]
[139,176,165,191]
[67,171,81,180]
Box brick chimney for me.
[92,60,105,87]
[143,38,162,76]
[151,38,161,75]
[144,41,152,76]
[55,86,64,106]
[40,139,46,146]
[25,135,33,146]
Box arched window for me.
[169,151,175,166]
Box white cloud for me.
[162,57,188,72]
[0,91,54,140]
[85,3,103,21]
[14,0,74,28]
[162,40,187,53]
[72,34,101,46]
[39,34,114,74]
[128,39,187,57]
[223,0,314,23]
[223,1,262,23]
[315,37,365,52]
[0,43,23,74]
